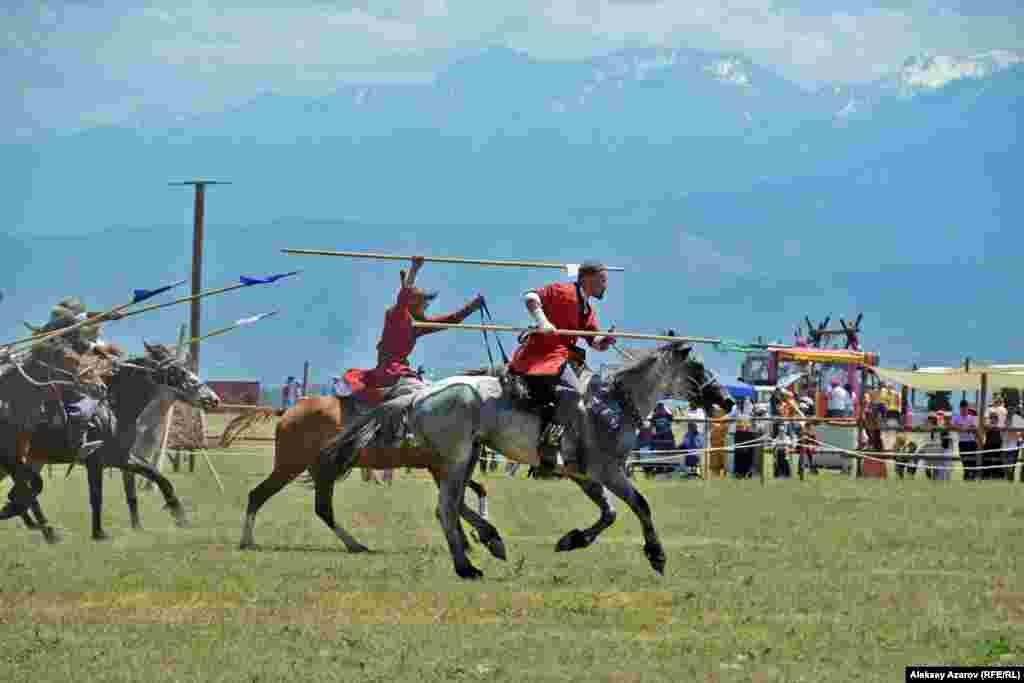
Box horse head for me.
[138,340,220,411]
[655,340,734,417]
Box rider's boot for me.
[534,403,564,478]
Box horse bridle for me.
[116,357,199,402]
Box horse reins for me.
[478,297,509,372]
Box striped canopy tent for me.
[872,365,1024,392]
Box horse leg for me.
[427,463,507,562]
[435,451,482,579]
[596,468,666,575]
[0,461,43,520]
[120,457,188,527]
[240,465,304,549]
[313,451,369,553]
[26,496,60,544]
[86,453,109,540]
[122,471,143,530]
[22,463,59,543]
[466,478,489,520]
[431,445,478,550]
[555,478,618,552]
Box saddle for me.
[336,388,421,449]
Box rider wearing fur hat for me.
[41,296,120,356]
[509,259,617,474]
[342,257,484,404]
[36,296,121,453]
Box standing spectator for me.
[677,422,705,478]
[883,383,902,425]
[651,403,677,451]
[990,395,1009,429]
[916,415,951,481]
[1015,417,1024,484]
[708,406,729,478]
[893,433,919,479]
[732,397,757,478]
[799,421,819,475]
[844,383,858,418]
[281,375,302,409]
[953,400,978,480]
[982,412,1005,480]
[827,378,849,418]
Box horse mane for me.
[608,341,691,386]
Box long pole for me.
[412,321,721,345]
[190,184,205,374]
[171,180,231,374]
[281,248,626,272]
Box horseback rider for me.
[36,297,121,452]
[342,257,484,406]
[508,260,617,475]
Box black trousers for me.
[520,364,582,426]
[960,441,978,480]
[734,430,758,478]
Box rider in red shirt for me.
[509,260,616,473]
[344,257,483,404]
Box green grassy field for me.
[2,418,1023,682]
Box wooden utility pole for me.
[302,360,310,398]
[169,180,231,373]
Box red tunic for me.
[344,287,475,403]
[509,281,600,376]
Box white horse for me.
[314,340,734,579]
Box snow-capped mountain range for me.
[4,44,1021,238]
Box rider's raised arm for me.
[416,295,484,338]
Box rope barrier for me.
[804,436,1022,473]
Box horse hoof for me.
[93,531,112,542]
[239,541,256,551]
[484,535,508,562]
[168,506,190,528]
[456,565,484,580]
[347,543,371,554]
[42,527,62,544]
[131,523,145,532]
[555,529,589,552]
[644,542,666,575]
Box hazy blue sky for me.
[7,1,1023,137]
[3,2,1021,384]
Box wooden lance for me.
[281,248,626,272]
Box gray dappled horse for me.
[315,340,733,579]
[0,343,220,541]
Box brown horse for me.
[236,395,505,559]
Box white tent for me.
[872,365,1024,392]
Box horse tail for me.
[301,394,418,489]
[218,407,280,448]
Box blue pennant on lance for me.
[130,279,187,304]
[239,270,301,286]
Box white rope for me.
[473,435,775,467]
[626,436,773,465]
[805,436,1022,472]
[473,431,1023,473]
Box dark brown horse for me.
[235,394,505,560]
[0,343,220,541]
